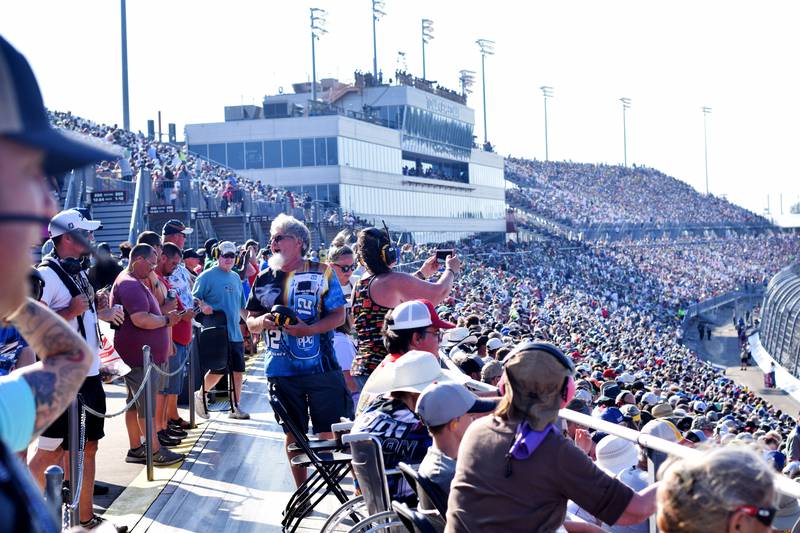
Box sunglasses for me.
[271,234,296,243]
[221,253,236,259]
[334,263,357,273]
[733,505,776,527]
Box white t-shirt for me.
[38,266,101,376]
[333,331,356,372]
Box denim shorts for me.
[162,343,189,395]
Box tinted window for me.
[245,142,263,169]
[282,139,300,167]
[326,137,338,165]
[264,140,281,168]
[208,143,226,166]
[188,144,207,158]
[227,143,245,169]
[315,138,327,165]
[301,138,315,167]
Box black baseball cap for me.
[182,248,200,260]
[162,219,192,236]
[0,35,121,174]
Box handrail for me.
[558,408,800,500]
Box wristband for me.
[164,315,170,327]
[413,270,426,280]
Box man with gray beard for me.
[245,214,350,487]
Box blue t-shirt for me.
[246,261,345,377]
[192,267,246,342]
[0,372,35,452]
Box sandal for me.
[80,514,128,532]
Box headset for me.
[270,305,298,327]
[379,220,398,266]
[210,244,220,260]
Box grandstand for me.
[505,157,773,242]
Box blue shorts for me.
[162,343,189,395]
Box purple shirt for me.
[111,271,169,366]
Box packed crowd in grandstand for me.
[4,32,800,532]
[505,157,769,227]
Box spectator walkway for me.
[127,355,347,532]
[688,303,800,417]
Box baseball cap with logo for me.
[162,219,193,236]
[48,209,102,238]
[217,241,237,256]
[0,35,122,175]
[416,381,496,427]
[386,299,455,331]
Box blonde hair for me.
[656,446,774,533]
[328,230,354,263]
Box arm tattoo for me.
[10,299,91,436]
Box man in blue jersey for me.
[192,240,249,420]
[245,214,349,487]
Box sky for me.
[3,0,800,216]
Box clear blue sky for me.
[3,0,799,215]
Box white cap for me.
[387,301,432,330]
[48,209,101,238]
[218,241,237,255]
[596,436,638,477]
[486,338,504,351]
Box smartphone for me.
[436,249,454,261]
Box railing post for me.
[143,345,154,481]
[44,465,64,528]
[67,398,80,527]
[188,336,196,429]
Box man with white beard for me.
[245,214,349,487]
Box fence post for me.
[44,465,64,528]
[143,345,154,481]
[67,398,80,527]
[188,336,196,429]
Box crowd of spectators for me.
[49,111,304,215]
[506,157,769,228]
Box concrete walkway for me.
[686,302,800,417]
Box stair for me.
[210,216,248,245]
[90,203,134,248]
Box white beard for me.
[268,251,286,272]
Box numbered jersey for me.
[246,261,346,377]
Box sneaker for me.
[153,447,185,466]
[229,408,250,420]
[194,390,209,419]
[166,426,188,439]
[169,417,191,430]
[125,445,146,464]
[157,430,181,447]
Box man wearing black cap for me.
[0,34,122,530]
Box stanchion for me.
[67,399,80,527]
[187,336,196,429]
[44,465,64,527]
[143,345,154,481]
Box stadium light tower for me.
[476,39,495,145]
[421,19,434,79]
[541,86,554,161]
[459,69,476,98]
[120,0,130,131]
[702,106,712,195]
[620,97,631,166]
[310,8,327,102]
[372,0,387,79]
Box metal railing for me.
[44,343,196,528]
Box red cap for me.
[420,299,456,330]
[602,368,617,379]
